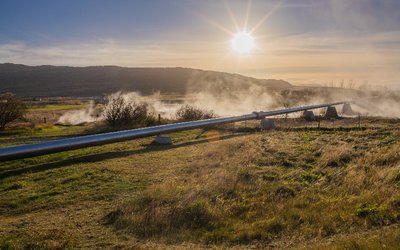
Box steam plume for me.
[57,101,99,125]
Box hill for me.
[0,63,292,97]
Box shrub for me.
[103,93,150,127]
[175,104,215,122]
[0,92,27,130]
[182,200,214,229]
[275,186,296,199]
[264,219,285,234]
[236,170,254,184]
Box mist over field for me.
[57,80,400,126]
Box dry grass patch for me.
[319,144,355,168]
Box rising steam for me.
[57,101,99,125]
[105,91,180,118]
[57,76,400,126]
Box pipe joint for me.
[252,111,262,119]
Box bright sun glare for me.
[231,31,255,54]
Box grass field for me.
[0,111,399,249]
[28,104,87,111]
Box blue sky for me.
[1,0,399,87]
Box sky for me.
[0,0,399,88]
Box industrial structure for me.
[0,101,350,162]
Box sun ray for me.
[249,0,283,34]
[223,0,240,32]
[205,18,235,36]
[252,33,279,41]
[243,0,252,31]
[191,11,235,35]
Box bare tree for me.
[0,92,27,130]
[175,105,215,121]
[103,93,149,127]
[278,90,293,109]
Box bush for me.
[264,219,285,234]
[175,105,215,122]
[0,92,27,130]
[103,93,150,127]
[182,200,214,229]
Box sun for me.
[231,31,255,54]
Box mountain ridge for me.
[0,63,292,97]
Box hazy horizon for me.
[1,0,399,89]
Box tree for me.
[175,105,215,121]
[103,93,149,127]
[278,90,293,109]
[0,92,27,130]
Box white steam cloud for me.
[57,101,99,125]
[106,91,181,118]
[56,77,400,126]
[190,84,278,116]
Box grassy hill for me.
[0,63,291,97]
[1,117,399,249]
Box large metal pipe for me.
[0,101,347,162]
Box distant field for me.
[0,105,399,249]
[28,104,87,111]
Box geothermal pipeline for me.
[0,101,348,161]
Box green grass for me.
[0,118,399,249]
[28,104,86,111]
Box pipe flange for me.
[252,111,261,119]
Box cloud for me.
[247,30,400,87]
[0,39,226,67]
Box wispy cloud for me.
[0,39,226,67]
